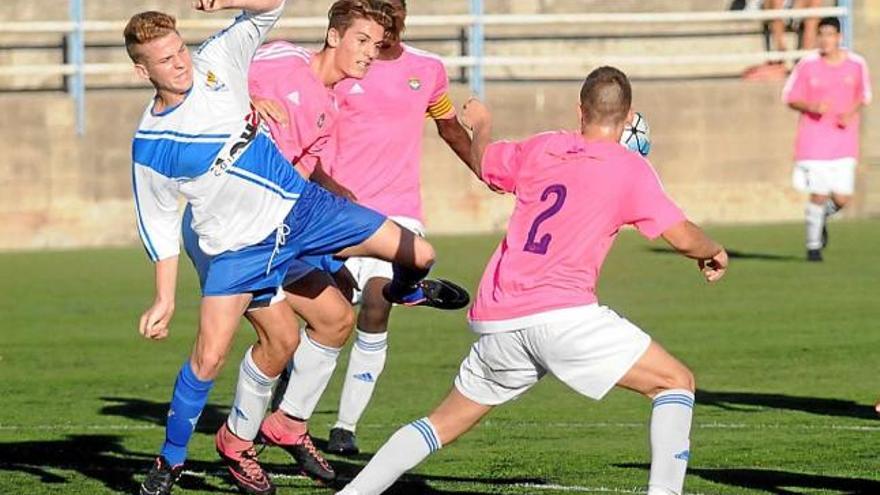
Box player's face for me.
[817,25,841,56]
[135,32,193,95]
[333,18,385,79]
[382,0,407,49]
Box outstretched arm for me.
[661,220,728,283]
[435,117,475,178]
[459,97,492,180]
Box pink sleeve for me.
[249,58,305,164]
[623,160,686,239]
[480,140,524,193]
[429,61,450,106]
[782,60,808,104]
[426,61,455,120]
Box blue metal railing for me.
[67,0,85,136]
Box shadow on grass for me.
[0,434,234,493]
[100,396,229,434]
[647,247,800,262]
[618,463,880,495]
[0,433,538,494]
[696,389,878,420]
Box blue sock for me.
[160,362,214,465]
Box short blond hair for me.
[124,11,178,62]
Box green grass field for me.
[1,220,878,495]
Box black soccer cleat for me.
[383,278,470,310]
[140,456,183,495]
[326,427,360,456]
[807,249,823,262]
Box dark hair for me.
[818,17,841,33]
[579,66,632,126]
[327,0,394,41]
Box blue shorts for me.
[184,182,385,302]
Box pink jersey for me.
[249,41,339,175]
[468,133,686,334]
[782,51,872,161]
[330,44,456,220]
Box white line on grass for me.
[2,421,879,432]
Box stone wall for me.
[0,0,876,249]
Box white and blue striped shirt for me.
[132,1,307,261]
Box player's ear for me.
[133,61,150,81]
[576,103,584,129]
[626,108,634,126]
[327,27,341,48]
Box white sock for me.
[824,199,841,217]
[648,389,694,495]
[335,330,388,432]
[278,327,341,420]
[341,417,441,495]
[805,202,825,250]
[227,346,279,441]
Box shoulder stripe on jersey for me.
[131,164,160,261]
[253,51,310,63]
[227,167,301,200]
[136,129,231,140]
[403,44,444,62]
[255,44,311,61]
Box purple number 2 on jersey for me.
[523,184,567,255]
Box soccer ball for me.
[619,111,651,157]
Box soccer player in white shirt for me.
[126,2,464,494]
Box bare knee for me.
[310,306,355,348]
[191,350,226,380]
[661,366,695,394]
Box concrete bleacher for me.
[0,0,835,90]
[0,0,876,250]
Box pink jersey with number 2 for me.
[468,133,686,334]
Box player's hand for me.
[836,111,855,128]
[192,0,227,12]
[461,97,491,131]
[810,101,829,116]
[252,97,289,127]
[698,249,728,283]
[139,298,175,340]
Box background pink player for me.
[322,0,474,455]
[336,66,729,495]
[782,16,871,262]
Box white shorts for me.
[792,158,856,196]
[344,216,425,305]
[454,305,652,406]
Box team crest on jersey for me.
[205,71,228,92]
[408,77,421,90]
[317,113,326,129]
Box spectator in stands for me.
[765,0,823,52]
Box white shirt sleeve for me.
[133,162,182,262]
[194,1,286,77]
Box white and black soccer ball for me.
[619,111,651,157]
